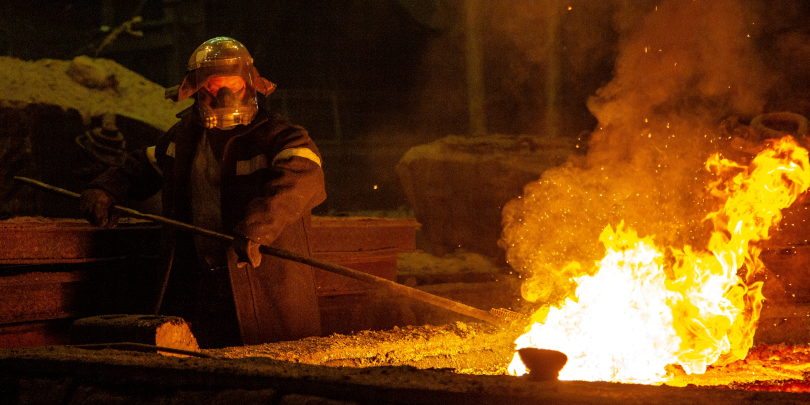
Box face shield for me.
[176,37,276,130]
[192,64,258,130]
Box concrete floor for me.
[1,345,809,405]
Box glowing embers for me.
[509,136,810,384]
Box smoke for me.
[587,0,769,161]
[499,0,807,307]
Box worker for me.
[79,37,326,348]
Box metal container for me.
[310,216,419,296]
[0,216,420,347]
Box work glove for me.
[232,234,262,268]
[80,188,120,229]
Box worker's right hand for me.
[232,234,262,269]
[80,188,120,228]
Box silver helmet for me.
[176,37,275,130]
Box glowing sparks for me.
[508,136,810,384]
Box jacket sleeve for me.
[84,131,171,203]
[234,126,326,245]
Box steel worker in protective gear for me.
[80,37,326,348]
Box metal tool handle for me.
[14,176,507,326]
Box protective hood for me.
[176,37,275,130]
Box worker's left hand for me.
[80,188,120,229]
[232,234,262,268]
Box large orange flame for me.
[508,136,810,383]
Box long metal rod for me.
[14,176,505,326]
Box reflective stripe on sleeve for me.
[236,154,268,176]
[271,148,322,167]
[146,146,163,176]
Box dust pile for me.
[0,55,192,131]
[207,322,518,375]
[499,0,805,307]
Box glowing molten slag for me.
[509,136,810,383]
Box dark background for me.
[0,0,614,215]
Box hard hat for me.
[176,37,275,130]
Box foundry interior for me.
[3,1,810,404]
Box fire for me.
[508,136,810,383]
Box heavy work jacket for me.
[87,107,326,347]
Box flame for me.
[508,136,810,383]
